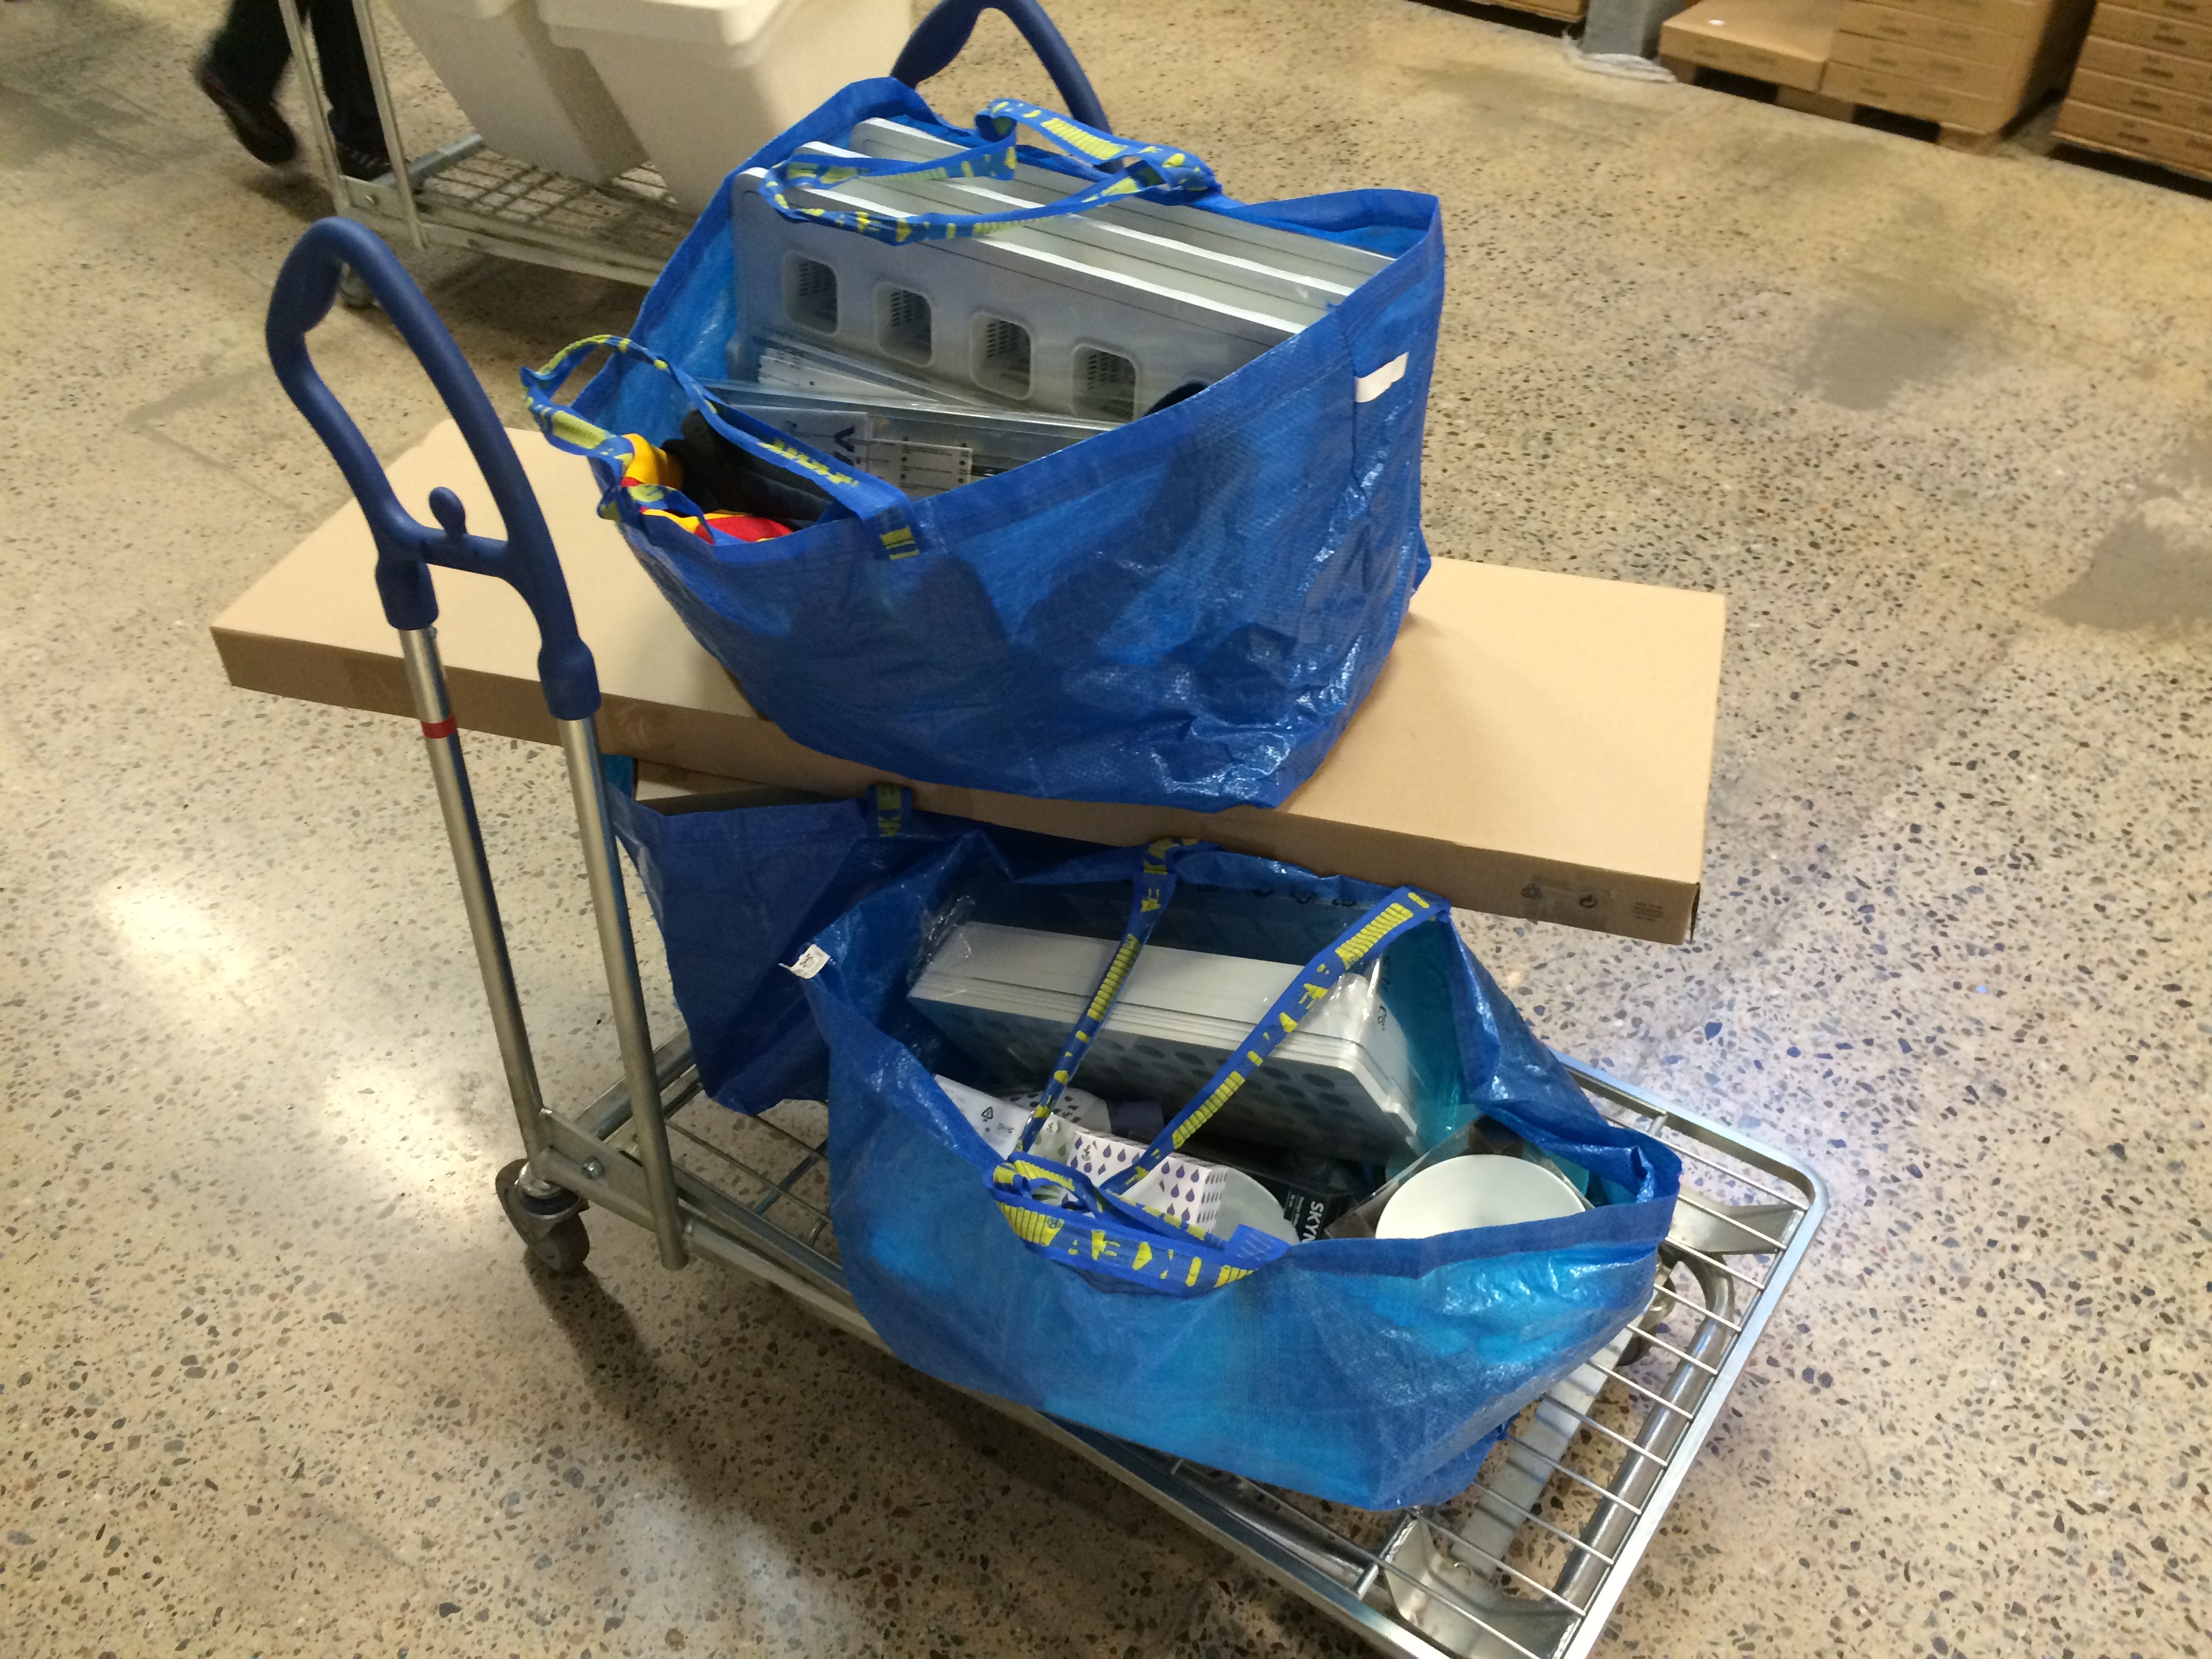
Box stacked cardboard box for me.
[1661,0,1842,94]
[2056,0,2212,180]
[1824,0,2101,140]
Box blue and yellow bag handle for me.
[760,97,1218,246]
[893,0,1111,131]
[989,867,1444,1296]
[520,333,926,560]
[1008,837,1182,1158]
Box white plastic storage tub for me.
[536,0,910,213]
[382,0,643,183]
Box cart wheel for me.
[527,1215,592,1275]
[336,264,375,310]
[495,1159,591,1275]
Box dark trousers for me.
[205,0,384,150]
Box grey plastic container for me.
[726,131,1379,418]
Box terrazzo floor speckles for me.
[3,0,2211,1655]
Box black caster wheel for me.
[527,1214,592,1274]
[336,264,375,310]
[496,1159,591,1275]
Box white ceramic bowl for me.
[1376,1154,1586,1240]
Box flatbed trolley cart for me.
[266,217,1827,1659]
[269,0,686,292]
[265,0,1103,295]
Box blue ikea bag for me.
[606,783,964,1114]
[791,826,1682,1510]
[522,9,1442,813]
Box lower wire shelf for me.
[535,1042,1825,1659]
[337,136,693,287]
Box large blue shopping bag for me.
[522,0,1443,812]
[786,826,1681,1510]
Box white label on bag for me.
[1354,353,1408,403]
[785,944,832,979]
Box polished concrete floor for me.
[4,0,2211,1655]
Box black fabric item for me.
[196,58,297,165]
[664,409,831,526]
[334,136,391,180]
[1143,380,1208,417]
[203,0,384,152]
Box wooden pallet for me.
[1660,58,2014,152]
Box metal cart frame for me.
[271,0,689,289]
[266,190,1825,1659]
[266,0,1118,292]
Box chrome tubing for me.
[398,628,550,1167]
[559,717,688,1269]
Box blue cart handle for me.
[265,218,601,722]
[893,0,1110,133]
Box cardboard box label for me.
[1837,1,2020,63]
[2089,3,2212,59]
[2068,66,2212,122]
[1829,28,2023,91]
[2078,33,2212,90]
[1822,58,2013,123]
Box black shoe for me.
[197,59,297,166]
[333,136,391,181]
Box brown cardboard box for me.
[1874,0,2043,30]
[1828,28,2021,91]
[1828,0,2094,127]
[2089,3,2212,57]
[1660,0,1842,88]
[2068,64,2212,121]
[2124,0,2212,20]
[1835,1,2020,64]
[2057,91,2212,165]
[2077,33,2212,88]
[211,422,1729,945]
[1822,58,2014,120]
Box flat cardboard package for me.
[1889,0,2045,28]
[2066,65,2212,121]
[1821,59,2014,121]
[1827,29,2019,93]
[1661,0,1842,89]
[2076,32,2212,90]
[2088,3,2212,56]
[1822,0,2095,132]
[212,422,1727,944]
[2057,93,2212,166]
[1835,1,2018,62]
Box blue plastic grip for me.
[892,0,1110,132]
[264,218,602,722]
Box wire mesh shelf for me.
[580,1050,1824,1659]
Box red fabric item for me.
[701,511,793,543]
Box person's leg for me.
[204,0,290,104]
[304,0,388,161]
[199,0,299,165]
